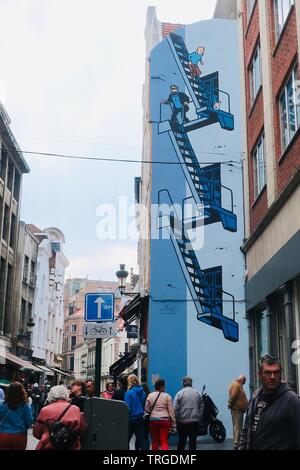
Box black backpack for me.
[48,404,78,450]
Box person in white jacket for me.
[173,377,203,450]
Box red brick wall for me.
[243,0,268,232]
[267,4,300,195]
[243,1,299,234]
[244,2,260,66]
[161,23,185,38]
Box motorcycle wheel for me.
[209,421,226,443]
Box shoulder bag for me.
[143,391,162,427]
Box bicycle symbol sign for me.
[83,322,116,339]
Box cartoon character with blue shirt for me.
[188,46,205,78]
[161,85,190,126]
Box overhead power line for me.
[6,147,244,166]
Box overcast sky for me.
[0,0,217,281]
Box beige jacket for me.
[228,380,248,411]
[145,391,176,427]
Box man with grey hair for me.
[173,377,203,450]
[239,355,300,450]
[228,374,248,449]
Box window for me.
[9,213,16,249]
[71,336,77,349]
[253,134,266,198]
[68,303,74,315]
[51,242,61,252]
[249,43,261,104]
[256,309,269,359]
[23,256,29,282]
[69,355,74,371]
[0,196,3,239]
[247,0,255,20]
[0,257,5,302]
[13,171,20,201]
[20,299,27,334]
[71,324,77,332]
[7,161,14,192]
[28,303,32,322]
[0,147,7,181]
[279,65,300,150]
[4,264,12,334]
[2,204,10,242]
[29,261,35,286]
[274,0,294,39]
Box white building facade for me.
[31,227,68,370]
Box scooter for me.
[198,385,226,443]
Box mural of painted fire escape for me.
[158,190,238,343]
[157,33,239,342]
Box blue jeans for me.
[31,403,40,423]
[129,416,147,450]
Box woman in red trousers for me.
[144,379,176,450]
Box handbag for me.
[168,426,177,436]
[143,391,162,426]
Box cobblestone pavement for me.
[27,427,233,451]
[26,428,39,450]
[172,437,234,450]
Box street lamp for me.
[27,318,35,331]
[26,318,35,351]
[115,264,129,295]
[27,318,35,339]
[115,264,142,381]
[81,359,87,379]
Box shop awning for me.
[109,348,138,377]
[0,350,41,372]
[119,294,142,324]
[0,378,10,387]
[33,364,55,376]
[49,367,74,378]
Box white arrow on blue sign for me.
[84,293,114,322]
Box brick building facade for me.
[237,0,300,393]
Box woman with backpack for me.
[33,385,87,450]
[0,382,33,450]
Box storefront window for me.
[256,308,269,359]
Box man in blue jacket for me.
[239,355,300,450]
[161,85,190,126]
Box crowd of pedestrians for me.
[1,354,300,451]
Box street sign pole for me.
[95,337,102,397]
[84,293,115,396]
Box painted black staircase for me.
[158,189,239,343]
[167,32,234,131]
[169,125,237,232]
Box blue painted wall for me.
[148,19,249,437]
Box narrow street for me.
[26,428,233,451]
[1,0,300,457]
